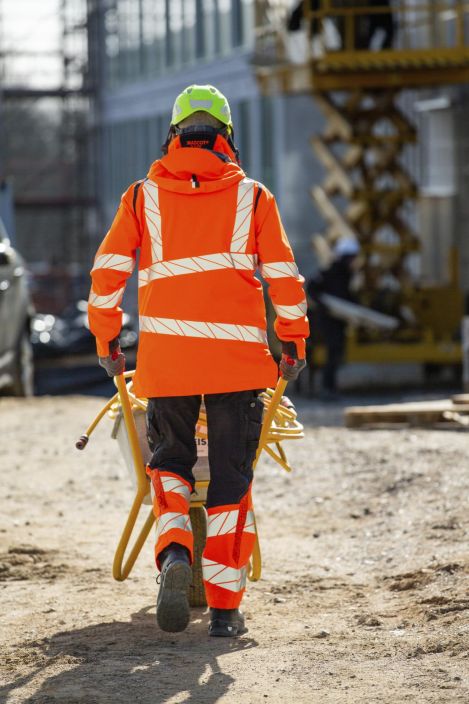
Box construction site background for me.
[1,8,468,700]
[0,0,92,312]
[1,1,469,389]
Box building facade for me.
[89,1,469,301]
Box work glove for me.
[279,341,306,382]
[99,337,125,377]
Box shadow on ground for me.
[3,606,258,704]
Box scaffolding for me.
[255,1,469,368]
[0,0,95,308]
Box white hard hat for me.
[334,237,360,258]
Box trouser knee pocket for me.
[243,393,264,474]
[146,400,160,452]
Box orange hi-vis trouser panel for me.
[146,468,193,568]
[202,488,255,610]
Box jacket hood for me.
[147,137,246,195]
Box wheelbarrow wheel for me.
[188,506,207,607]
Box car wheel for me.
[11,329,34,397]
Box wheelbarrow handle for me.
[249,376,288,581]
[115,374,148,494]
[112,374,154,581]
[253,376,288,470]
[75,434,89,450]
[74,391,120,450]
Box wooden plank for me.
[345,399,469,428]
[320,293,399,331]
[451,394,469,404]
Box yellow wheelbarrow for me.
[76,372,304,606]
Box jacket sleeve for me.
[88,185,141,357]
[254,187,310,358]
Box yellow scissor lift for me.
[76,374,303,606]
[255,1,469,370]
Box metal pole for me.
[462,317,469,392]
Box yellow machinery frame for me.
[255,2,468,369]
[76,373,303,584]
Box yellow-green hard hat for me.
[171,85,232,129]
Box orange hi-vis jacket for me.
[89,138,309,397]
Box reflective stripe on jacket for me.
[88,141,309,397]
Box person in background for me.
[307,237,360,399]
[88,85,309,637]
[369,0,394,49]
[287,0,320,36]
[287,0,394,51]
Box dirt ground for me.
[0,394,468,703]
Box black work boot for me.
[156,543,192,633]
[208,608,247,637]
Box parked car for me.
[31,300,138,359]
[0,217,35,396]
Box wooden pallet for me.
[345,399,469,429]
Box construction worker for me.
[307,237,359,399]
[88,85,309,637]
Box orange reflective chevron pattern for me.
[88,139,309,397]
[202,489,255,609]
[146,468,193,568]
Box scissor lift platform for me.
[256,2,469,93]
[255,1,468,369]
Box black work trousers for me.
[318,310,346,392]
[146,390,264,508]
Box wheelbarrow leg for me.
[112,375,153,581]
[248,378,288,582]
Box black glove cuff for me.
[109,336,120,354]
[281,341,298,359]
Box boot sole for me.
[156,561,192,633]
[209,620,247,637]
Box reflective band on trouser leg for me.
[202,490,255,609]
[146,467,193,569]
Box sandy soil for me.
[0,394,468,703]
